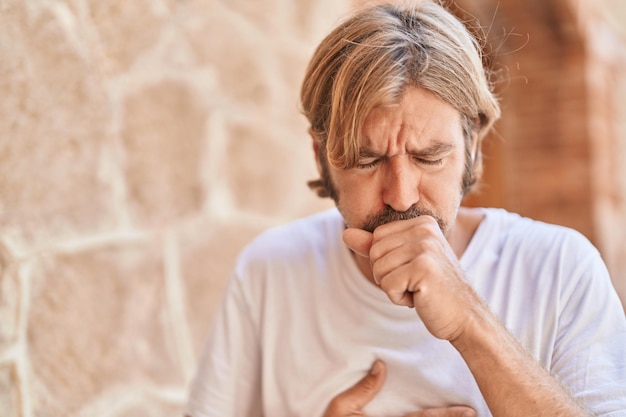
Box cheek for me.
[331,171,384,215]
[441,155,467,191]
[338,175,379,205]
[422,160,466,211]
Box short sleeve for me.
[186,271,263,417]
[551,246,626,415]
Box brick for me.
[223,122,307,216]
[0,3,117,246]
[181,8,278,106]
[89,0,165,73]
[122,82,206,227]
[27,241,183,416]
[0,365,18,417]
[79,389,185,417]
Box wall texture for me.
[0,0,624,416]
[0,0,341,415]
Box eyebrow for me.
[411,142,455,157]
[359,142,455,158]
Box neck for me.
[448,206,484,258]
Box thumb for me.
[325,360,386,416]
[342,228,373,258]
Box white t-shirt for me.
[186,208,626,417]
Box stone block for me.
[89,0,165,73]
[27,241,183,416]
[122,82,206,227]
[179,0,348,108]
[0,3,118,247]
[182,7,283,108]
[75,387,185,417]
[223,122,309,217]
[0,365,18,417]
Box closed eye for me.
[413,156,443,166]
[409,142,453,167]
[356,158,382,169]
[357,155,443,169]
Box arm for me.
[185,273,263,417]
[450,299,589,416]
[343,216,591,417]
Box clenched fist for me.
[343,216,487,342]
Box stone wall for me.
[1,1,624,416]
[0,1,341,415]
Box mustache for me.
[361,205,445,233]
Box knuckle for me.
[416,237,439,253]
[371,264,385,282]
[372,255,392,276]
[412,252,437,272]
[369,244,383,261]
[379,275,395,292]
[385,288,407,305]
[372,226,386,241]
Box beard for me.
[360,204,447,233]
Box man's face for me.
[318,86,469,236]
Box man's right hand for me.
[323,360,476,417]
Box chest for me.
[258,281,490,417]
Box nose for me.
[382,156,420,212]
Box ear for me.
[309,127,323,174]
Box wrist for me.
[449,302,505,357]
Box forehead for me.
[360,87,464,151]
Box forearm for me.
[451,306,591,417]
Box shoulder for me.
[236,208,344,270]
[480,208,598,260]
[227,209,345,301]
[467,207,606,286]
[467,209,615,329]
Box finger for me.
[370,239,417,281]
[369,220,441,267]
[342,228,373,258]
[325,360,386,416]
[368,231,407,264]
[378,263,419,307]
[403,406,476,417]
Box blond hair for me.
[300,0,501,196]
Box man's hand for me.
[323,360,475,417]
[343,216,486,342]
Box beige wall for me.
[0,0,342,415]
[1,1,625,416]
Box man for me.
[186,1,626,416]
